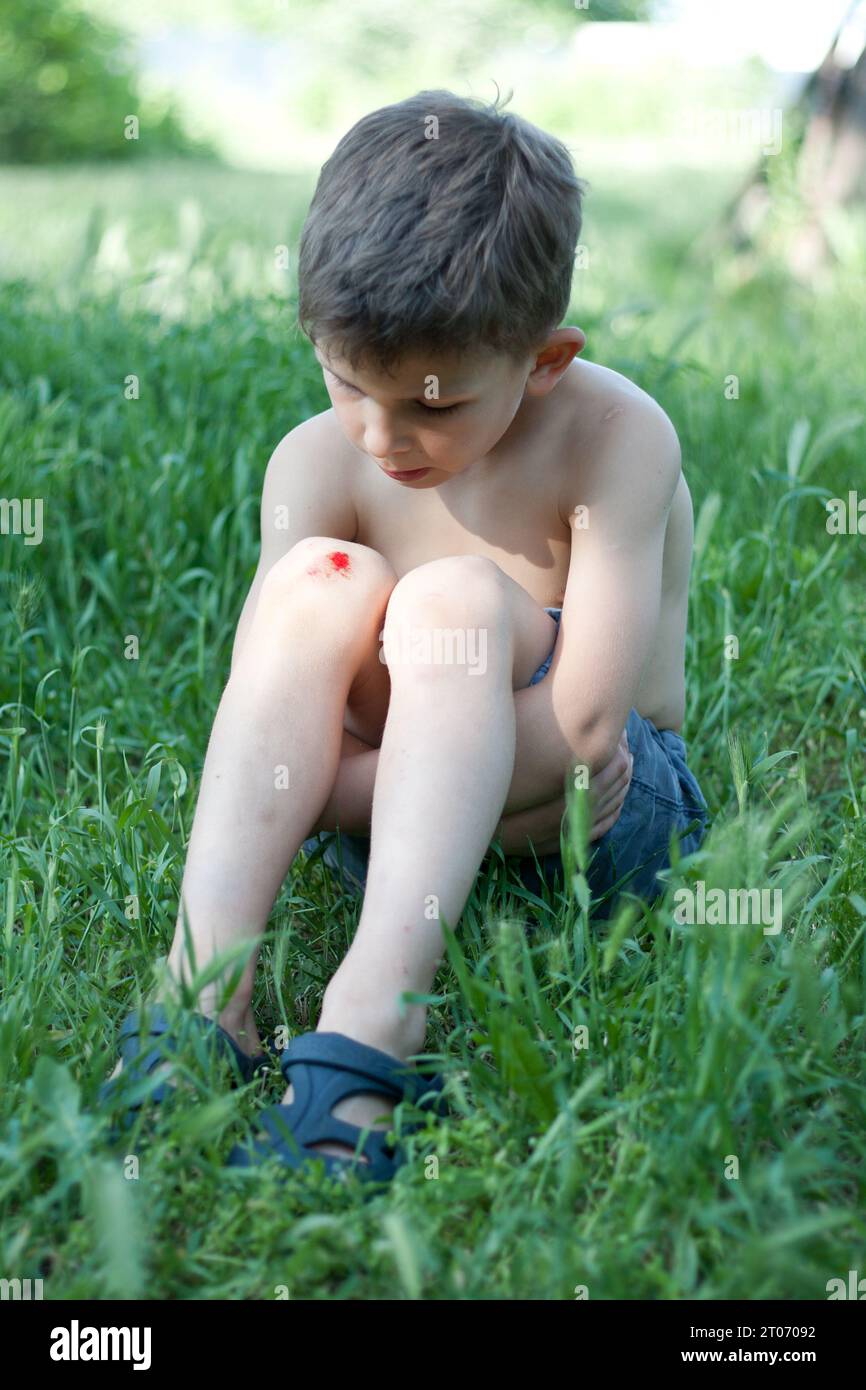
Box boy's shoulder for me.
[558,357,678,451]
[279,404,367,481]
[273,406,353,461]
[266,407,360,497]
[534,357,681,529]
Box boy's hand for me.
[494,727,633,856]
[586,726,634,839]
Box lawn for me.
[1,158,864,1300]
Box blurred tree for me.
[0,0,212,162]
[726,0,866,277]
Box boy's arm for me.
[230,415,357,676]
[500,396,682,816]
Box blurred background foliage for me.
[0,0,671,166]
[0,0,817,301]
[0,0,862,382]
[0,0,210,162]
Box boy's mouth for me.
[380,464,432,480]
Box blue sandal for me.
[227,1031,449,1185]
[99,1003,273,1133]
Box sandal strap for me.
[257,1102,398,1179]
[115,1004,255,1084]
[280,1030,446,1110]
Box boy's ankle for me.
[317,988,427,1062]
[158,961,254,1029]
[216,1001,258,1048]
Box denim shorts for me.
[297,606,710,913]
[528,606,563,684]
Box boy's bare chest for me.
[352,457,574,609]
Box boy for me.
[103,90,708,1184]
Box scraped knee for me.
[259,538,398,609]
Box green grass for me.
[1,159,865,1300]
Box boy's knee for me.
[384,554,508,629]
[260,538,397,610]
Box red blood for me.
[327,550,351,573]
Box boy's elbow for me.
[567,715,623,778]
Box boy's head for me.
[298,89,587,484]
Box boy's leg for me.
[288,555,556,1160]
[110,537,399,1077]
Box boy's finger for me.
[592,762,632,817]
[590,807,622,840]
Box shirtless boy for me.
[102,90,709,1184]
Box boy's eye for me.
[330,375,462,416]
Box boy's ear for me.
[524,327,586,395]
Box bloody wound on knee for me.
[306,549,352,578]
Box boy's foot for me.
[105,1003,264,1093]
[228,1021,445,1180]
[277,1013,426,1166]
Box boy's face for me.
[314,340,561,486]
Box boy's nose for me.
[361,404,412,459]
